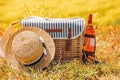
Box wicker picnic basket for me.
[1,16,85,62]
[21,16,86,62]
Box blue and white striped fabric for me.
[21,16,85,39]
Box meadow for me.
[0,0,120,80]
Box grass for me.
[0,57,120,80]
[0,0,120,80]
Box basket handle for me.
[11,21,20,26]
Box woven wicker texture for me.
[54,35,83,62]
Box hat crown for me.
[12,31,43,64]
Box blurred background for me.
[0,0,120,29]
[0,1,120,79]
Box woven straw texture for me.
[12,31,43,65]
[5,27,55,70]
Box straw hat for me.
[5,27,55,70]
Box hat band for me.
[23,43,46,66]
[24,52,44,66]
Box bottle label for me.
[90,38,95,46]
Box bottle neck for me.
[88,14,92,24]
[87,14,93,27]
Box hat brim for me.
[5,27,55,70]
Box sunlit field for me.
[0,0,120,80]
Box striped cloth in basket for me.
[21,16,85,39]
